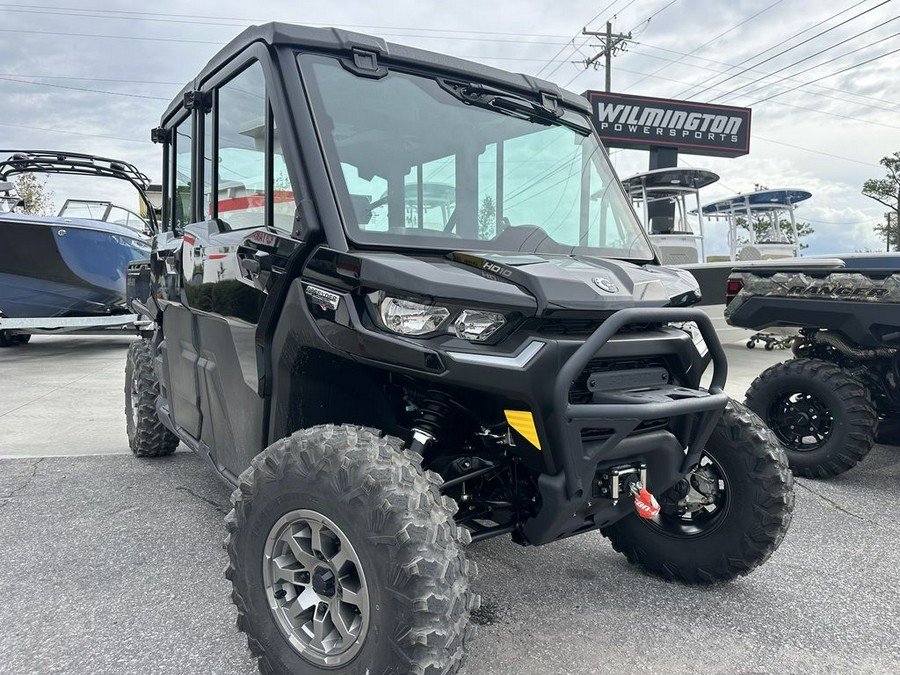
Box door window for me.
[216,62,267,230]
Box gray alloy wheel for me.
[226,425,478,675]
[263,509,369,667]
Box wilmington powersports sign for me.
[584,92,752,158]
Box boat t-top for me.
[701,189,811,262]
[620,167,719,265]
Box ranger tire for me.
[225,424,478,675]
[745,358,877,478]
[602,400,793,584]
[125,339,179,457]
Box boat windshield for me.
[0,196,18,213]
[59,199,148,231]
[299,54,652,261]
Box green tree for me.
[478,195,496,239]
[862,151,900,252]
[15,172,55,216]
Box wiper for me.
[440,81,591,135]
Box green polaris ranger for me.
[126,23,793,675]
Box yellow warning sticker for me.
[504,410,542,450]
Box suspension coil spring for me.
[409,391,452,453]
[414,391,452,437]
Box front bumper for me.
[523,307,728,544]
[295,281,730,544]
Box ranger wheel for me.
[124,339,179,457]
[745,358,877,478]
[601,399,793,584]
[226,425,478,675]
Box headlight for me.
[453,309,506,342]
[379,296,450,335]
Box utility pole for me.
[885,212,893,252]
[581,22,632,92]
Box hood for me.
[305,248,701,316]
[449,252,700,313]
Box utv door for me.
[164,53,300,479]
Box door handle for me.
[239,251,271,276]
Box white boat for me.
[621,169,822,345]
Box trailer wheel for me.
[745,358,877,478]
[226,425,477,675]
[0,330,15,348]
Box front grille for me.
[580,418,668,442]
[537,317,661,337]
[537,318,606,336]
[569,357,671,405]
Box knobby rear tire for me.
[745,358,877,478]
[124,339,179,458]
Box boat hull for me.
[0,213,149,318]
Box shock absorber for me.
[409,390,451,456]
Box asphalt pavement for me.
[1,335,898,674]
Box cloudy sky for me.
[1,0,898,256]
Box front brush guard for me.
[550,307,729,502]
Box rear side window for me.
[173,115,192,231]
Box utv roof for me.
[162,22,591,125]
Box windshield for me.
[299,54,653,261]
[59,199,148,231]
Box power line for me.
[626,39,900,112]
[610,60,900,130]
[535,1,621,79]
[0,73,183,85]
[626,0,786,91]
[633,38,900,110]
[0,27,223,45]
[627,0,680,34]
[0,121,146,144]
[754,135,879,167]
[579,22,634,92]
[678,0,876,99]
[709,12,900,103]
[543,0,640,82]
[0,76,171,100]
[747,44,900,105]
[0,25,576,48]
[725,28,900,105]
[0,3,578,39]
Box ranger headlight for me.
[379,296,450,336]
[453,309,506,342]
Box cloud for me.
[0,0,895,255]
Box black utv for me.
[126,23,793,675]
[727,257,900,478]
